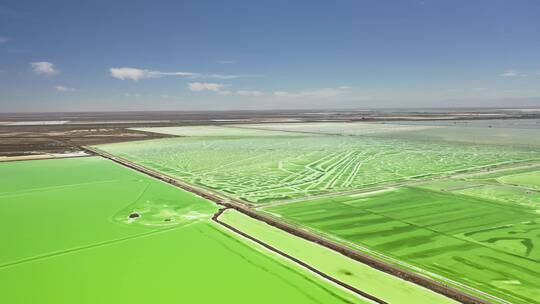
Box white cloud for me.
[123,92,142,97]
[55,85,75,92]
[31,62,57,75]
[204,74,249,79]
[111,67,149,81]
[217,60,235,64]
[188,85,355,99]
[338,86,352,89]
[237,90,263,96]
[110,66,254,81]
[273,91,289,97]
[302,88,347,98]
[273,88,346,99]
[0,36,9,44]
[188,73,259,80]
[500,70,525,77]
[110,67,196,81]
[188,82,225,92]
[217,90,232,96]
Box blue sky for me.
[1,0,539,112]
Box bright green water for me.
[0,157,365,304]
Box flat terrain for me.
[219,209,457,304]
[0,126,171,156]
[240,121,540,147]
[0,157,366,304]
[97,125,540,203]
[263,166,540,304]
[94,120,540,303]
[2,109,538,156]
[5,113,540,304]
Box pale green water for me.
[220,209,458,304]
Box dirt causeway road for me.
[83,145,491,304]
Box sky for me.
[1,0,539,112]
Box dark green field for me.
[265,185,540,304]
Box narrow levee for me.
[212,208,388,304]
